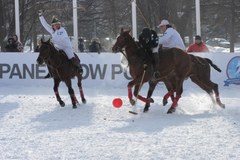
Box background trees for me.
[0,0,239,52]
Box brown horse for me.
[36,39,86,108]
[112,29,192,113]
[112,29,225,113]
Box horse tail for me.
[73,53,81,63]
[204,58,221,72]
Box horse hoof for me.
[163,98,168,106]
[220,103,225,109]
[167,107,176,114]
[72,105,77,109]
[59,101,65,107]
[143,107,149,113]
[82,98,87,104]
[148,98,154,103]
[130,99,135,105]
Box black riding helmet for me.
[139,27,152,47]
[139,27,158,48]
[140,28,152,39]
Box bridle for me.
[114,36,130,60]
[113,34,142,65]
[120,49,128,60]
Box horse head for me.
[36,39,52,65]
[112,28,132,53]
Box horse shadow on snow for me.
[112,107,217,133]
[31,102,94,132]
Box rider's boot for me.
[44,73,51,79]
[44,65,53,79]
[70,57,83,74]
[153,52,160,79]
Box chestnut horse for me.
[112,29,192,113]
[37,39,86,108]
[112,29,225,113]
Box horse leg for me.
[143,81,157,113]
[195,77,225,108]
[162,77,177,106]
[65,79,78,109]
[213,83,225,108]
[190,76,215,101]
[167,78,184,114]
[163,91,174,106]
[132,84,154,103]
[53,78,65,107]
[127,80,135,105]
[127,81,153,106]
[77,75,86,104]
[191,76,225,109]
[162,79,174,106]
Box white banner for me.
[0,52,130,87]
[189,52,240,86]
[0,52,240,87]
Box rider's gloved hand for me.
[38,10,44,17]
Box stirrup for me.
[44,73,52,79]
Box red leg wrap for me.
[71,94,78,103]
[172,95,181,108]
[164,91,174,100]
[79,88,84,98]
[128,87,133,99]
[137,95,148,103]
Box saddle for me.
[57,49,80,62]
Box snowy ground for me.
[0,81,239,160]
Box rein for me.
[120,49,128,60]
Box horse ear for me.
[127,30,131,35]
[120,28,124,34]
[47,39,51,43]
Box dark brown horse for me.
[112,29,192,113]
[112,29,225,113]
[37,39,86,108]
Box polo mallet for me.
[129,64,148,115]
